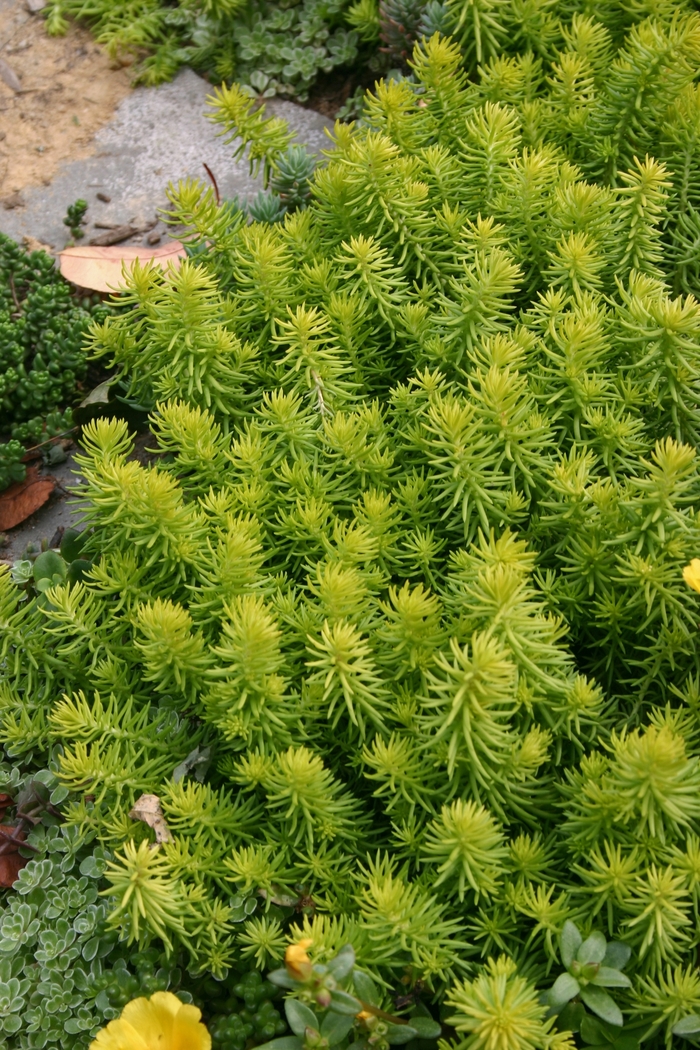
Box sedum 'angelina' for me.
[421,800,508,901]
[9,6,700,1045]
[445,956,575,1050]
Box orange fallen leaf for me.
[0,825,28,888]
[0,466,55,531]
[58,241,187,293]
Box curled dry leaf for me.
[0,466,55,531]
[58,241,186,293]
[129,793,173,844]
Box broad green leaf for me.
[580,1014,615,1045]
[67,558,93,584]
[328,944,355,980]
[386,1023,418,1045]
[353,970,379,1005]
[60,528,88,563]
[674,1017,700,1037]
[577,931,608,966]
[255,1038,304,1050]
[407,1016,441,1039]
[81,936,100,962]
[94,989,110,1012]
[561,921,583,969]
[579,986,623,1027]
[603,943,631,971]
[79,856,106,879]
[329,990,363,1015]
[614,1036,642,1050]
[285,1000,319,1036]
[558,1002,586,1034]
[591,968,631,989]
[49,785,69,805]
[33,551,66,584]
[321,1011,356,1045]
[268,970,297,989]
[546,973,580,1010]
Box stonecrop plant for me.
[0,234,110,492]
[6,2,700,1049]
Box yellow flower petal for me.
[90,992,211,1050]
[91,1018,150,1050]
[171,1004,212,1050]
[122,993,178,1047]
[683,559,700,593]
[285,939,314,980]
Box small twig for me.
[203,163,221,205]
[358,1000,409,1026]
[22,426,79,454]
[0,818,40,855]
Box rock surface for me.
[0,66,334,249]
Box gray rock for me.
[0,67,334,249]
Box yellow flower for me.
[684,560,700,594]
[285,938,314,980]
[90,991,211,1050]
[355,1011,373,1023]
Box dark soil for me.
[303,63,381,119]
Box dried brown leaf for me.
[0,466,55,531]
[129,793,173,844]
[0,825,28,888]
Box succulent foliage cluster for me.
[7,2,700,1049]
[0,234,108,492]
[0,766,292,1050]
[43,0,360,100]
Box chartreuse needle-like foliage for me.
[9,7,700,1050]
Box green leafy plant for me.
[0,766,291,1050]
[0,233,111,491]
[44,0,362,101]
[264,943,441,1050]
[8,7,700,1050]
[542,921,631,1028]
[11,530,95,607]
[0,441,25,491]
[0,767,117,1047]
[446,956,570,1050]
[674,1016,700,1045]
[63,199,88,241]
[578,1016,640,1050]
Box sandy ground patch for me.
[0,1,132,202]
